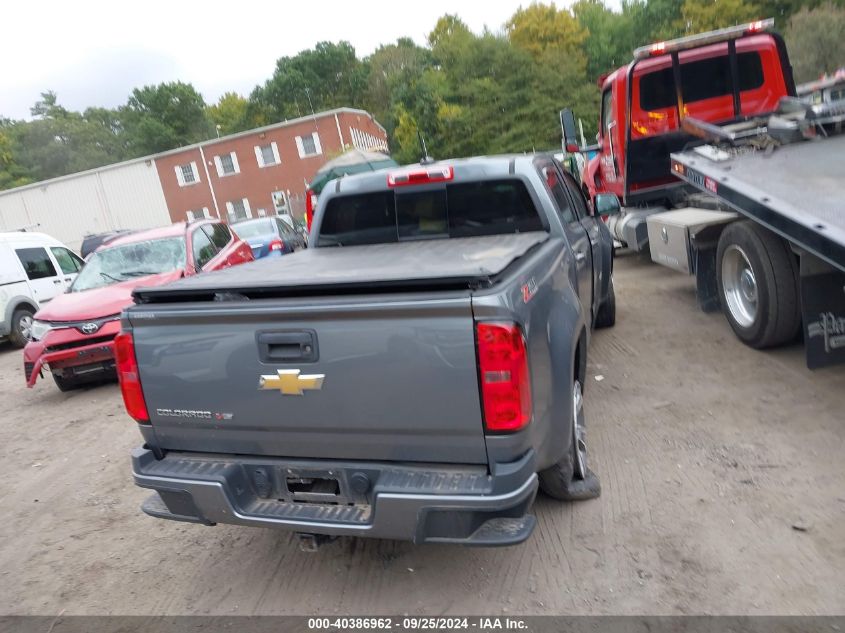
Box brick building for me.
[156,108,388,223]
[0,108,388,251]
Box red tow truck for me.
[562,20,845,368]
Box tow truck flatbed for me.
[670,134,845,274]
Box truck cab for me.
[583,20,795,217]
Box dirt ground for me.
[1,251,843,616]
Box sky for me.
[1,0,595,121]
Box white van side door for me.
[13,246,65,306]
[49,246,84,290]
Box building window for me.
[186,208,211,221]
[175,162,200,186]
[226,198,252,222]
[271,190,289,215]
[214,152,240,177]
[295,132,322,158]
[255,142,280,168]
[349,127,388,152]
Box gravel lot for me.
[1,251,843,616]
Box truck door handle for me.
[53,279,62,284]
[257,330,319,363]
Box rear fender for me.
[474,241,585,472]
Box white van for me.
[0,232,85,348]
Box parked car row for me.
[3,215,307,392]
[22,219,255,390]
[230,215,306,258]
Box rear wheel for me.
[716,221,800,348]
[539,378,587,500]
[9,308,35,348]
[594,277,616,329]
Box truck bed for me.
[135,232,550,302]
[671,134,845,272]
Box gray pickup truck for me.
[118,155,618,546]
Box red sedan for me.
[24,220,253,391]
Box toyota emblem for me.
[81,322,100,334]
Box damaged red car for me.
[24,220,253,391]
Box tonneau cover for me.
[135,231,549,300]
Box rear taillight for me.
[476,322,532,432]
[114,331,149,423]
[269,238,284,252]
[305,190,317,232]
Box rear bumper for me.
[132,447,538,546]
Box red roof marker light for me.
[387,166,454,187]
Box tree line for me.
[2,0,843,191]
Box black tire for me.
[538,438,575,500]
[716,221,800,349]
[52,373,83,392]
[9,307,35,348]
[539,376,586,501]
[594,277,616,329]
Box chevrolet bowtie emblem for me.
[259,369,325,395]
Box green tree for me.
[506,2,588,63]
[428,15,475,62]
[678,0,760,33]
[9,92,126,182]
[625,0,685,43]
[250,42,369,122]
[207,92,251,136]
[574,0,638,80]
[365,38,432,129]
[121,81,212,155]
[416,16,599,162]
[757,0,844,23]
[0,121,33,190]
[786,2,845,81]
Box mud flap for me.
[563,469,601,501]
[801,268,845,369]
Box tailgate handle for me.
[257,331,318,363]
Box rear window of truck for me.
[639,51,764,112]
[317,179,544,247]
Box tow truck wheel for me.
[9,308,35,348]
[716,221,800,349]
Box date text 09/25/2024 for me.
[307,617,529,631]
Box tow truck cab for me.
[583,20,795,208]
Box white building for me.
[0,158,171,252]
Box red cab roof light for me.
[115,331,149,423]
[387,165,454,187]
[634,18,775,60]
[476,322,532,433]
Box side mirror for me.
[595,193,622,217]
[560,108,579,153]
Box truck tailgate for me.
[129,294,488,464]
